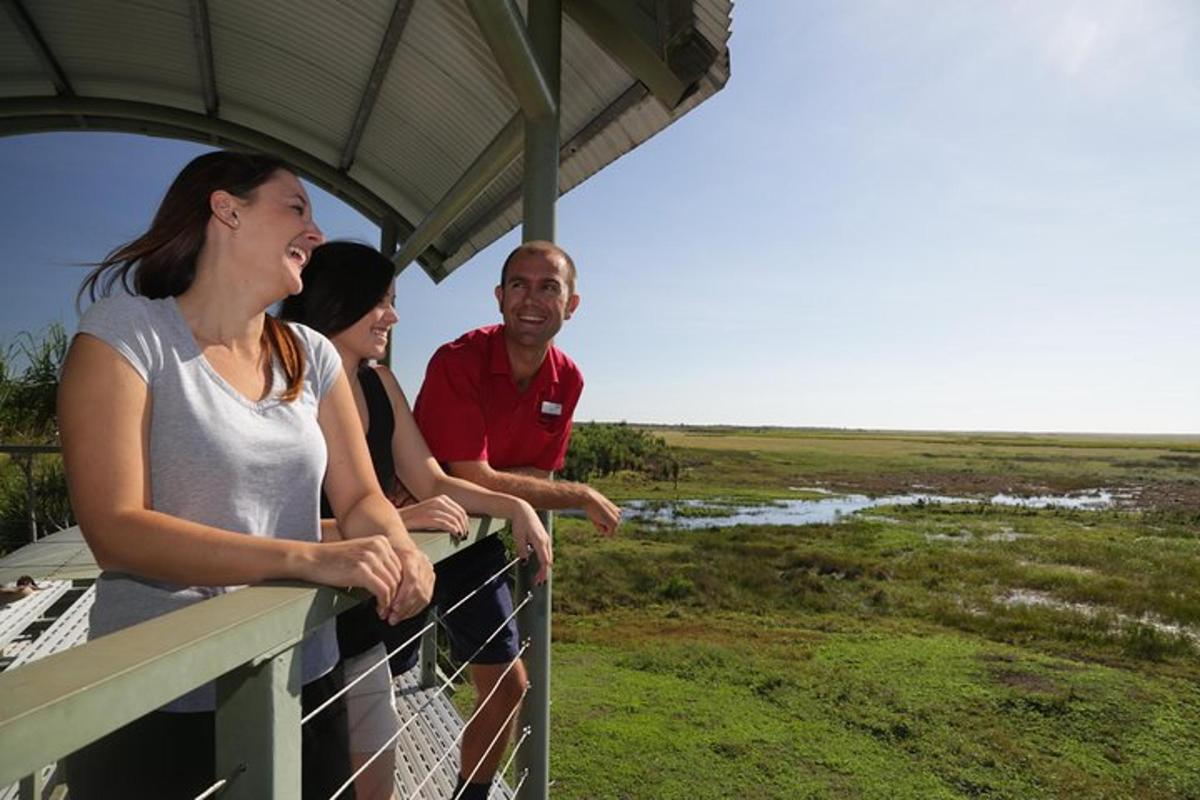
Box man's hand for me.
[584,486,622,536]
[399,495,470,541]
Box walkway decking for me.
[0,581,72,657]
[393,666,515,799]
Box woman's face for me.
[227,170,325,299]
[332,285,398,362]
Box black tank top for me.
[320,365,395,518]
[323,365,399,659]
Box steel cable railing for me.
[498,725,531,786]
[302,556,521,726]
[185,552,532,800]
[328,595,533,800]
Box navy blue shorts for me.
[434,535,521,665]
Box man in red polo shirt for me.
[413,240,620,799]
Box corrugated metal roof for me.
[0,0,732,281]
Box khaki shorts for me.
[344,643,402,755]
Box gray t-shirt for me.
[77,293,341,712]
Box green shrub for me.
[562,422,680,483]
[0,324,72,554]
[658,573,695,600]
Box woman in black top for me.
[281,241,551,800]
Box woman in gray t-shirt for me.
[59,150,434,799]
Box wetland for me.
[538,427,1200,799]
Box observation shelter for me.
[0,1,732,798]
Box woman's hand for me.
[301,536,405,617]
[510,501,553,585]
[385,538,434,623]
[399,495,469,541]
[305,535,434,623]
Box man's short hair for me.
[499,241,577,295]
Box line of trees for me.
[1,324,72,552]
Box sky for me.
[2,2,1198,434]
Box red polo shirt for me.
[413,325,584,472]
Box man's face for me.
[495,249,580,349]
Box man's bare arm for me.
[448,459,622,536]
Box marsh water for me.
[605,490,1115,529]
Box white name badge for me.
[540,401,563,416]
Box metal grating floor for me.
[0,580,71,654]
[392,666,515,800]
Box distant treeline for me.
[562,422,679,484]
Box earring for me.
[230,211,239,229]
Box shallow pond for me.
[600,490,1114,529]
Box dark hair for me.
[279,241,395,336]
[499,240,577,294]
[79,150,309,402]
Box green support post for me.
[22,455,36,542]
[419,607,439,689]
[521,0,562,244]
[516,510,553,800]
[516,2,560,796]
[381,217,398,367]
[18,769,42,800]
[214,646,302,800]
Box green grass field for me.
[503,428,1200,799]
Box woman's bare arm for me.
[319,368,433,620]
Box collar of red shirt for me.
[489,325,560,387]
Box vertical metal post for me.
[522,0,561,244]
[380,217,399,259]
[22,455,37,542]
[515,511,553,800]
[418,607,439,688]
[517,3,559,796]
[215,647,302,800]
[381,218,399,369]
[18,769,42,800]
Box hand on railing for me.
[399,494,470,541]
[511,501,553,585]
[300,536,432,623]
[385,539,434,624]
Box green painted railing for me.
[0,516,551,800]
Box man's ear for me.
[209,190,240,230]
[564,293,581,320]
[494,284,504,313]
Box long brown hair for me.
[80,150,307,402]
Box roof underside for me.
[0,0,732,281]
